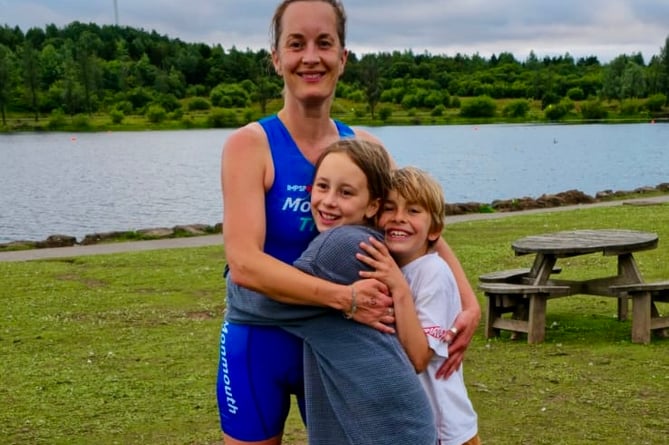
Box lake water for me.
[1,123,667,243]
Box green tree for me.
[0,44,17,125]
[659,36,669,101]
[359,55,382,119]
[621,62,646,98]
[40,44,63,87]
[602,55,628,101]
[253,77,280,115]
[74,31,102,114]
[21,41,41,121]
[61,53,85,116]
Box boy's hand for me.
[357,236,406,293]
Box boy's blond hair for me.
[390,166,446,246]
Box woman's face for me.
[310,152,379,232]
[272,1,348,105]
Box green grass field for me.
[2,203,668,444]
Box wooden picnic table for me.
[480,229,663,343]
[513,229,658,310]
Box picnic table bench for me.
[610,281,669,343]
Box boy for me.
[359,166,480,445]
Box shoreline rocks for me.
[3,185,668,251]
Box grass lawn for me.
[2,203,668,444]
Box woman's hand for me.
[435,308,479,379]
[348,278,395,333]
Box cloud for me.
[2,0,667,63]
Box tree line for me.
[1,21,668,127]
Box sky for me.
[2,0,668,64]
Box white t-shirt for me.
[402,252,478,445]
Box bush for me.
[347,90,364,102]
[401,94,418,109]
[71,114,91,129]
[210,83,250,108]
[47,109,67,129]
[645,94,666,112]
[378,106,392,122]
[126,88,153,110]
[541,92,561,110]
[154,93,182,112]
[566,87,585,101]
[580,100,608,120]
[186,84,208,97]
[146,104,167,123]
[114,100,133,114]
[544,103,568,121]
[168,108,184,121]
[110,109,124,124]
[431,104,445,117]
[208,109,239,128]
[502,99,530,118]
[188,97,211,111]
[460,95,496,118]
[544,98,575,121]
[620,99,643,116]
[242,108,255,125]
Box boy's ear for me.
[428,225,443,243]
[365,198,381,219]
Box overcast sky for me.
[2,0,668,63]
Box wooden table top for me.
[512,229,658,256]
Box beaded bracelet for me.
[344,285,357,319]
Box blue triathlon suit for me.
[217,115,354,441]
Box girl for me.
[285,139,436,444]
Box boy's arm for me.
[388,279,433,373]
[433,238,481,379]
[357,237,433,373]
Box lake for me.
[1,123,667,243]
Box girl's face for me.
[271,1,348,106]
[310,152,380,232]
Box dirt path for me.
[2,195,668,262]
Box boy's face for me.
[310,152,379,232]
[378,190,441,267]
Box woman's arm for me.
[222,125,393,331]
[433,238,481,378]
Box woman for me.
[218,1,480,443]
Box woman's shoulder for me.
[225,121,266,144]
[351,127,384,145]
[222,121,270,160]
